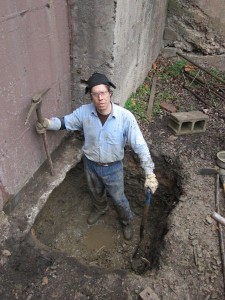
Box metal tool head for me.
[197,168,219,176]
[25,88,50,125]
[32,87,50,103]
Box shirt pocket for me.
[104,131,121,145]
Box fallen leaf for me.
[185,65,195,72]
[152,62,158,70]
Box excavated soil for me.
[1,56,225,299]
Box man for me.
[36,72,158,240]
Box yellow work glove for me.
[144,173,158,194]
[36,118,51,134]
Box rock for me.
[168,135,178,142]
[192,239,199,246]
[42,276,49,285]
[2,249,11,257]
[139,287,161,300]
[160,101,177,113]
[206,216,213,224]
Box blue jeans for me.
[83,156,132,225]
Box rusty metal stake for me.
[185,72,225,102]
[177,52,225,85]
[183,84,225,120]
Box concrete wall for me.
[71,0,167,107]
[113,0,167,105]
[0,1,71,209]
[70,0,116,107]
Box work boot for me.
[122,224,133,241]
[87,209,106,225]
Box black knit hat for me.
[83,72,116,94]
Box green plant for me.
[164,60,187,77]
[156,90,176,102]
[208,67,225,79]
[152,98,161,117]
[152,90,177,117]
[124,79,152,121]
[125,95,148,120]
[157,72,171,81]
[158,60,187,81]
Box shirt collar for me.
[111,102,119,118]
[91,102,117,118]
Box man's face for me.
[91,84,111,113]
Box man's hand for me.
[144,173,158,194]
[36,118,51,134]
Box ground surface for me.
[1,56,225,299]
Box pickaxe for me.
[25,88,54,175]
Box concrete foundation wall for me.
[113,0,167,105]
[71,0,167,106]
[0,1,71,209]
[70,0,116,107]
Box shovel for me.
[197,167,225,192]
[132,187,152,258]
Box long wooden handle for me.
[36,102,54,176]
[41,132,54,176]
[36,104,44,124]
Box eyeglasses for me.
[91,91,109,97]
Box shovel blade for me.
[197,168,218,176]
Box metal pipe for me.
[185,73,225,102]
[176,52,225,85]
[212,212,225,227]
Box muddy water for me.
[33,152,180,272]
[82,225,114,250]
[33,159,145,270]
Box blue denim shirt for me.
[50,102,154,174]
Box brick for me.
[168,111,209,135]
[160,101,177,113]
[139,287,161,300]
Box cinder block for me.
[168,111,209,135]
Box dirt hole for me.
[33,148,182,275]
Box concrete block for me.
[168,111,209,135]
[139,286,160,300]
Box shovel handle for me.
[140,188,152,239]
[145,187,151,205]
[142,188,152,219]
